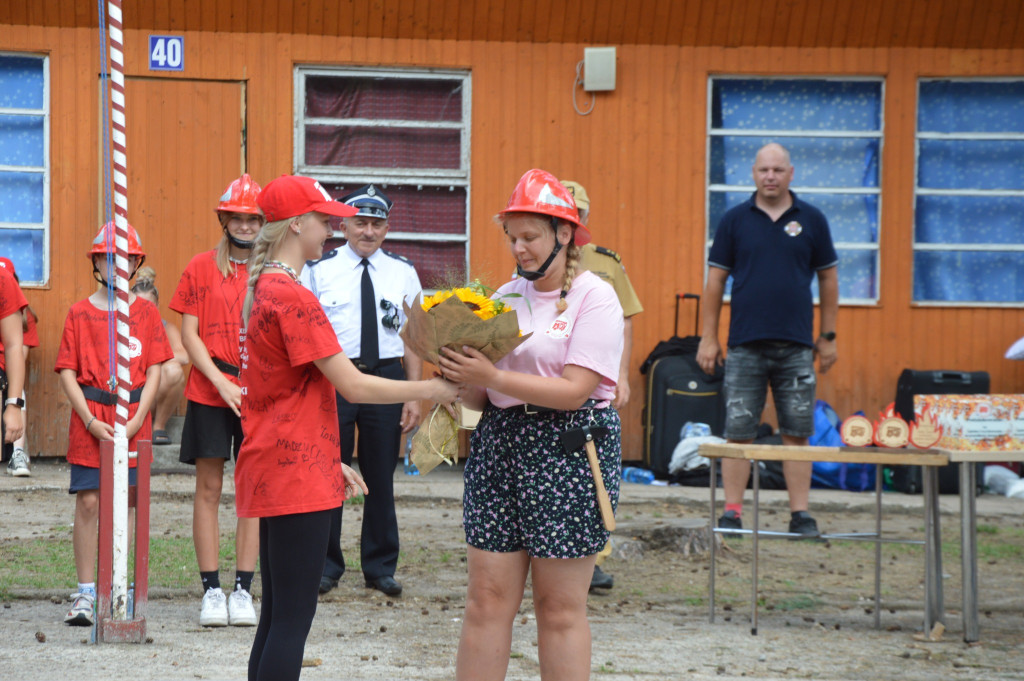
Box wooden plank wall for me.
[1,21,1023,459]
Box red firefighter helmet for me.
[87,221,145,258]
[498,169,591,245]
[216,174,263,216]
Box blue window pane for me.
[918,140,1024,190]
[805,194,878,243]
[712,79,882,131]
[919,81,1024,134]
[0,56,44,110]
[707,190,751,241]
[835,249,877,300]
[915,195,1024,245]
[0,172,44,222]
[710,136,879,188]
[0,115,43,166]
[0,229,44,282]
[914,251,1024,303]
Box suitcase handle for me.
[674,293,700,337]
[931,371,973,385]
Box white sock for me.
[78,582,96,597]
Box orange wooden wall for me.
[2,20,1024,459]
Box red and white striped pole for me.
[106,0,131,623]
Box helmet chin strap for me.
[225,229,255,250]
[516,240,563,281]
[516,216,564,282]
[92,258,144,290]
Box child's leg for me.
[237,517,260,573]
[73,490,100,583]
[194,458,225,575]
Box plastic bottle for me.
[621,466,655,484]
[404,427,420,476]
[681,422,712,440]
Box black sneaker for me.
[788,511,821,539]
[717,510,743,538]
[590,565,614,591]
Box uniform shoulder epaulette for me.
[382,249,413,266]
[306,248,339,267]
[593,245,621,263]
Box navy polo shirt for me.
[708,191,838,348]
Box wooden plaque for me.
[874,416,910,448]
[840,415,874,447]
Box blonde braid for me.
[242,218,292,327]
[557,242,581,312]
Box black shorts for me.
[179,400,243,464]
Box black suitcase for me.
[891,369,990,494]
[641,294,726,478]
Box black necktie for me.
[360,258,379,369]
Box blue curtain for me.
[915,81,1024,303]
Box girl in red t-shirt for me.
[169,174,264,627]
[0,258,32,476]
[239,175,458,681]
[0,260,27,470]
[55,223,173,626]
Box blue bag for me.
[810,401,876,492]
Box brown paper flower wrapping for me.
[400,293,531,474]
[400,294,531,368]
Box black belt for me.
[518,398,602,415]
[80,384,144,405]
[213,358,240,378]
[350,357,402,374]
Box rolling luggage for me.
[641,293,726,478]
[891,369,989,494]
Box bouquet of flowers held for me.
[400,281,529,473]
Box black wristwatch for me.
[819,331,836,342]
[4,397,25,408]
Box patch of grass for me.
[439,551,452,563]
[977,523,999,535]
[775,594,823,611]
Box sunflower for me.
[422,287,500,321]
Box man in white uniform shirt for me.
[301,184,423,596]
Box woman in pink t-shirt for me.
[438,169,624,681]
[238,175,459,681]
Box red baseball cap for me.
[257,175,358,222]
[0,258,14,273]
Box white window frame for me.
[0,52,50,287]
[914,77,1024,308]
[706,76,885,305]
[293,65,470,275]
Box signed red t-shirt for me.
[23,310,38,348]
[54,297,173,467]
[0,267,28,371]
[169,250,246,407]
[235,273,345,518]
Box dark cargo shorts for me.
[724,341,816,440]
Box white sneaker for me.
[64,592,95,626]
[227,588,258,626]
[6,448,29,477]
[199,587,228,627]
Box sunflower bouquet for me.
[400,281,530,473]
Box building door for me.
[122,77,245,299]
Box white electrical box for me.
[583,47,616,92]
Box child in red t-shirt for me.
[169,174,264,627]
[54,223,173,626]
[0,260,27,469]
[239,175,459,681]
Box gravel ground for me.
[2,460,1024,681]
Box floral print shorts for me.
[463,403,621,558]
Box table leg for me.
[874,463,882,630]
[751,459,759,636]
[960,461,979,643]
[923,466,944,633]
[709,457,717,624]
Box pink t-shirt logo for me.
[545,315,573,339]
